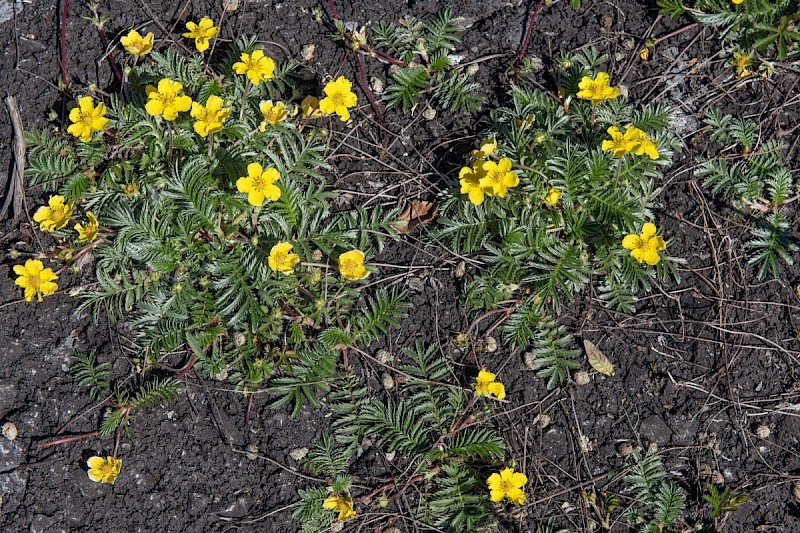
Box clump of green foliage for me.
[366,8,483,112]
[435,49,681,388]
[698,108,797,279]
[659,0,800,69]
[292,341,511,532]
[25,35,406,413]
[71,351,183,437]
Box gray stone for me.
[640,414,672,446]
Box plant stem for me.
[167,121,174,166]
[239,81,251,121]
[208,133,214,158]
[60,0,69,88]
[512,0,547,80]
[37,431,99,450]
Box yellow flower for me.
[86,456,122,484]
[145,79,192,121]
[322,495,356,521]
[623,126,659,160]
[182,17,219,53]
[236,162,281,206]
[33,195,73,232]
[471,138,497,160]
[478,158,519,198]
[474,368,505,400]
[576,72,620,104]
[67,96,109,142]
[233,49,276,85]
[120,29,153,57]
[338,249,369,281]
[259,100,288,130]
[13,259,58,302]
[75,211,99,242]
[191,95,230,137]
[732,51,752,78]
[732,0,744,4]
[601,126,629,158]
[622,222,667,266]
[487,467,527,505]
[268,242,300,274]
[301,96,322,118]
[544,188,561,207]
[319,76,358,122]
[459,165,486,206]
[122,183,140,197]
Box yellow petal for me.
[621,234,641,250]
[641,222,657,239]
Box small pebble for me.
[466,64,479,76]
[2,422,18,441]
[600,14,613,29]
[245,444,259,460]
[422,107,436,121]
[376,349,393,364]
[370,77,384,95]
[484,336,497,353]
[382,372,395,391]
[792,482,800,503]
[301,44,315,62]
[453,261,466,279]
[574,370,591,385]
[523,352,540,370]
[534,413,551,429]
[289,447,309,461]
[622,38,636,50]
[755,424,770,439]
[616,442,633,457]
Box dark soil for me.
[1,0,799,532]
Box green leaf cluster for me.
[370,8,483,112]
[27,35,404,416]
[660,0,800,61]
[698,108,797,279]
[436,50,681,387]
[293,341,509,532]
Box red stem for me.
[60,0,69,87]
[512,0,547,80]
[95,25,122,84]
[37,431,99,450]
[175,354,199,380]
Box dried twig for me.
[1,96,26,222]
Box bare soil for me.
[1,0,799,531]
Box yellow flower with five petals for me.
[576,72,620,104]
[236,163,281,206]
[120,29,153,57]
[322,494,356,521]
[191,95,230,137]
[622,222,667,266]
[268,242,300,274]
[623,126,659,159]
[233,49,276,85]
[601,126,629,158]
[319,76,358,122]
[13,259,58,302]
[145,79,192,121]
[478,158,519,198]
[459,165,486,206]
[33,195,72,232]
[75,211,99,242]
[67,96,109,142]
[258,100,288,130]
[338,249,369,281]
[474,368,505,400]
[544,188,561,207]
[87,455,122,484]
[487,467,527,505]
[182,17,219,52]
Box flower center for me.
[500,480,515,493]
[251,175,267,192]
[330,92,345,106]
[51,207,64,220]
[274,252,286,264]
[29,275,41,289]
